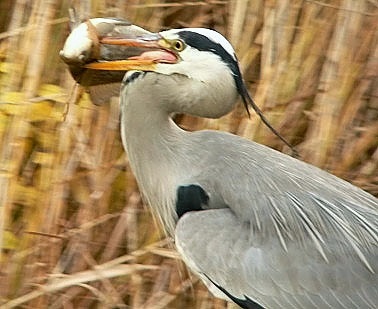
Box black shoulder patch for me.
[176,184,209,218]
[204,274,265,309]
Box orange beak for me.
[84,34,178,71]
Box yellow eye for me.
[172,39,185,51]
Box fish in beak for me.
[60,18,175,104]
[83,34,178,71]
[60,18,158,86]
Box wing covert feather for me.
[175,209,377,308]
[175,131,377,308]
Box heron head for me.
[85,28,251,117]
[63,22,294,150]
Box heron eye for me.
[173,39,185,51]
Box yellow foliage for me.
[0,92,25,116]
[0,87,66,123]
[0,91,24,104]
[13,183,39,207]
[32,151,55,166]
[0,61,13,74]
[38,84,64,97]
[2,231,19,250]
[29,101,55,122]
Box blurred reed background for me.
[0,0,377,308]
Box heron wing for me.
[175,131,378,308]
[176,208,378,308]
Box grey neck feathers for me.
[120,73,186,234]
[119,72,238,234]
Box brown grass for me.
[0,0,377,308]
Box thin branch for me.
[304,0,378,16]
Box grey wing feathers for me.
[175,209,378,309]
[175,131,378,308]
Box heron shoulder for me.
[183,129,378,257]
[176,184,209,218]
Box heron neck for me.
[120,80,186,234]
[121,97,184,164]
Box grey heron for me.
[61,19,378,309]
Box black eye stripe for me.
[178,31,236,65]
[177,31,245,99]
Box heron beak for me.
[84,34,178,71]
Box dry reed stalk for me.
[99,192,138,263]
[3,263,158,308]
[1,0,26,92]
[23,0,57,98]
[0,0,28,263]
[228,0,250,47]
[305,0,363,165]
[238,1,294,140]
